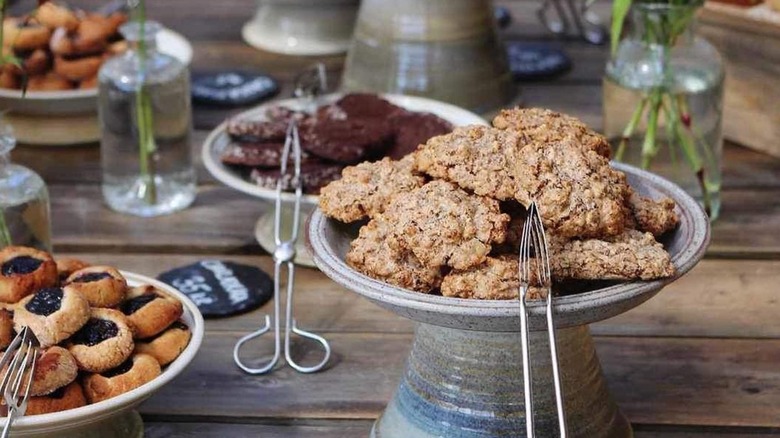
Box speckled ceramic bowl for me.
[308,163,710,437]
[0,273,204,438]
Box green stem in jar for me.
[615,97,648,161]
[0,209,11,247]
[133,0,157,205]
[640,90,663,169]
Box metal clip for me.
[233,122,331,374]
[537,0,607,45]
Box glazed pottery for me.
[341,0,515,112]
[308,163,710,437]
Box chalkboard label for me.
[192,72,279,106]
[506,42,571,80]
[158,260,273,318]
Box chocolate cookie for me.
[332,93,402,119]
[67,308,134,373]
[82,353,161,404]
[251,161,344,195]
[388,111,452,160]
[0,246,58,303]
[14,286,90,348]
[225,118,289,143]
[301,118,394,164]
[221,141,313,168]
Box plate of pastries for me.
[0,245,203,432]
[0,1,192,115]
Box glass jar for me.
[603,2,724,220]
[0,118,52,251]
[98,21,195,217]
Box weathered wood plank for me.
[144,421,373,438]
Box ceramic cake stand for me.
[307,163,710,437]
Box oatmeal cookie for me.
[319,157,425,223]
[346,217,443,293]
[549,229,675,280]
[441,255,545,300]
[67,308,134,373]
[382,180,510,270]
[0,246,58,303]
[25,382,87,416]
[627,191,679,237]
[14,286,90,348]
[492,107,612,158]
[82,353,161,404]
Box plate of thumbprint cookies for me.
[0,246,203,436]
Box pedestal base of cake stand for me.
[371,323,632,438]
[255,203,316,268]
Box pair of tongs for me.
[518,202,568,437]
[233,122,331,375]
[537,0,607,45]
[0,327,39,438]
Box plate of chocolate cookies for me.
[202,93,487,205]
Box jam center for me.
[25,288,64,316]
[71,318,119,346]
[102,358,134,378]
[2,256,43,276]
[72,272,112,283]
[120,294,158,315]
[48,386,68,399]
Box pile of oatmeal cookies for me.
[318,108,679,300]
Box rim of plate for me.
[202,93,489,205]
[1,272,204,430]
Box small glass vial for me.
[0,118,52,251]
[98,21,195,217]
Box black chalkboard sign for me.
[506,42,572,80]
[192,72,279,106]
[157,260,273,318]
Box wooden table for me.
[8,0,780,436]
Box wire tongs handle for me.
[233,122,331,375]
[518,202,568,437]
[537,0,607,45]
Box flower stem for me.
[0,209,11,247]
[640,91,663,169]
[134,0,157,205]
[615,97,648,161]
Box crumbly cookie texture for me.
[549,229,675,280]
[319,156,425,223]
[382,180,510,270]
[627,191,679,237]
[492,107,612,158]
[346,217,443,293]
[414,126,631,239]
[441,255,545,300]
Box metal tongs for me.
[537,0,607,45]
[0,327,39,438]
[232,122,331,374]
[518,202,568,437]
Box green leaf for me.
[611,0,633,54]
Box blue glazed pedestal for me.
[372,324,632,438]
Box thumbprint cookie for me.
[14,287,90,348]
[25,382,87,416]
[0,306,13,351]
[67,308,134,373]
[56,258,90,283]
[64,266,127,308]
[120,285,182,339]
[27,346,79,396]
[0,246,58,303]
[134,321,191,366]
[83,353,161,404]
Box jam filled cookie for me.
[134,321,191,366]
[120,285,183,339]
[25,72,73,92]
[64,266,127,308]
[14,286,90,348]
[67,308,134,373]
[2,18,52,51]
[25,382,87,416]
[35,2,80,31]
[0,307,13,351]
[28,346,79,396]
[53,55,102,82]
[0,246,58,303]
[82,353,161,404]
[56,258,90,283]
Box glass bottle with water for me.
[99,21,195,217]
[0,118,52,251]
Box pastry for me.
[441,255,545,300]
[67,308,134,373]
[56,258,90,283]
[120,285,183,339]
[26,72,73,91]
[0,246,58,303]
[64,266,127,308]
[53,55,102,81]
[414,126,631,238]
[627,191,679,237]
[27,346,78,396]
[36,2,80,31]
[381,180,509,270]
[347,217,443,293]
[251,162,344,195]
[0,307,13,351]
[2,18,52,50]
[301,118,394,164]
[82,353,161,404]
[25,382,87,416]
[13,286,90,348]
[134,321,191,366]
[492,107,612,159]
[319,156,425,223]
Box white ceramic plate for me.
[202,93,488,205]
[0,28,193,116]
[0,272,204,437]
